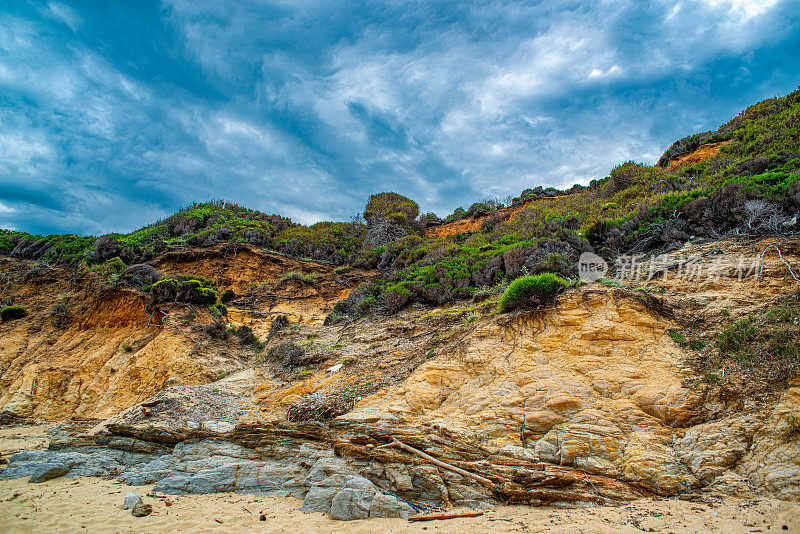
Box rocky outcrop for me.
[360,192,418,251]
[0,426,423,520]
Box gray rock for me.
[118,469,173,486]
[29,463,68,483]
[328,476,377,520]
[9,451,49,463]
[329,487,374,520]
[131,503,152,517]
[300,486,340,515]
[1,436,457,520]
[123,492,143,509]
[369,493,414,519]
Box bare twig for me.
[335,318,354,345]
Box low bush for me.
[150,278,179,302]
[149,277,218,305]
[92,256,127,284]
[49,301,71,327]
[385,281,412,313]
[267,314,290,340]
[497,273,569,313]
[203,321,228,339]
[363,192,419,224]
[269,341,307,367]
[717,317,759,353]
[234,325,260,346]
[695,300,800,395]
[180,281,218,305]
[275,222,365,264]
[119,264,163,288]
[209,302,227,317]
[1,305,28,322]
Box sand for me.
[1,424,798,533]
[0,476,797,534]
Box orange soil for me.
[668,141,731,169]
[423,195,564,239]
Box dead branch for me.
[758,245,800,282]
[335,319,352,345]
[409,511,484,522]
[378,438,493,486]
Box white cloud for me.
[588,65,621,79]
[0,131,56,174]
[45,2,82,31]
[700,0,781,18]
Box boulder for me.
[29,463,68,483]
[368,493,414,519]
[328,477,377,520]
[123,492,143,510]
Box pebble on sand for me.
[123,492,142,510]
[132,503,153,517]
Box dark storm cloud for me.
[1,0,798,234]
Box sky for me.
[1,0,799,235]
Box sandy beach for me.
[0,475,798,534]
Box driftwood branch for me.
[758,245,800,282]
[379,438,493,486]
[409,510,484,522]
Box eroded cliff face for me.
[0,270,242,420]
[352,291,699,496]
[0,246,368,420]
[343,289,800,498]
[1,237,798,510]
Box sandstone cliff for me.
[1,235,798,518]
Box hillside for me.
[3,88,799,312]
[0,88,799,522]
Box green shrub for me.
[0,232,96,264]
[386,281,412,296]
[358,296,376,313]
[497,273,569,313]
[687,339,705,350]
[234,325,261,347]
[697,299,800,395]
[149,277,218,305]
[209,302,227,317]
[105,256,126,272]
[363,192,419,225]
[717,317,758,354]
[194,287,219,305]
[1,305,28,322]
[609,161,665,192]
[93,256,127,282]
[667,329,687,345]
[275,222,365,262]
